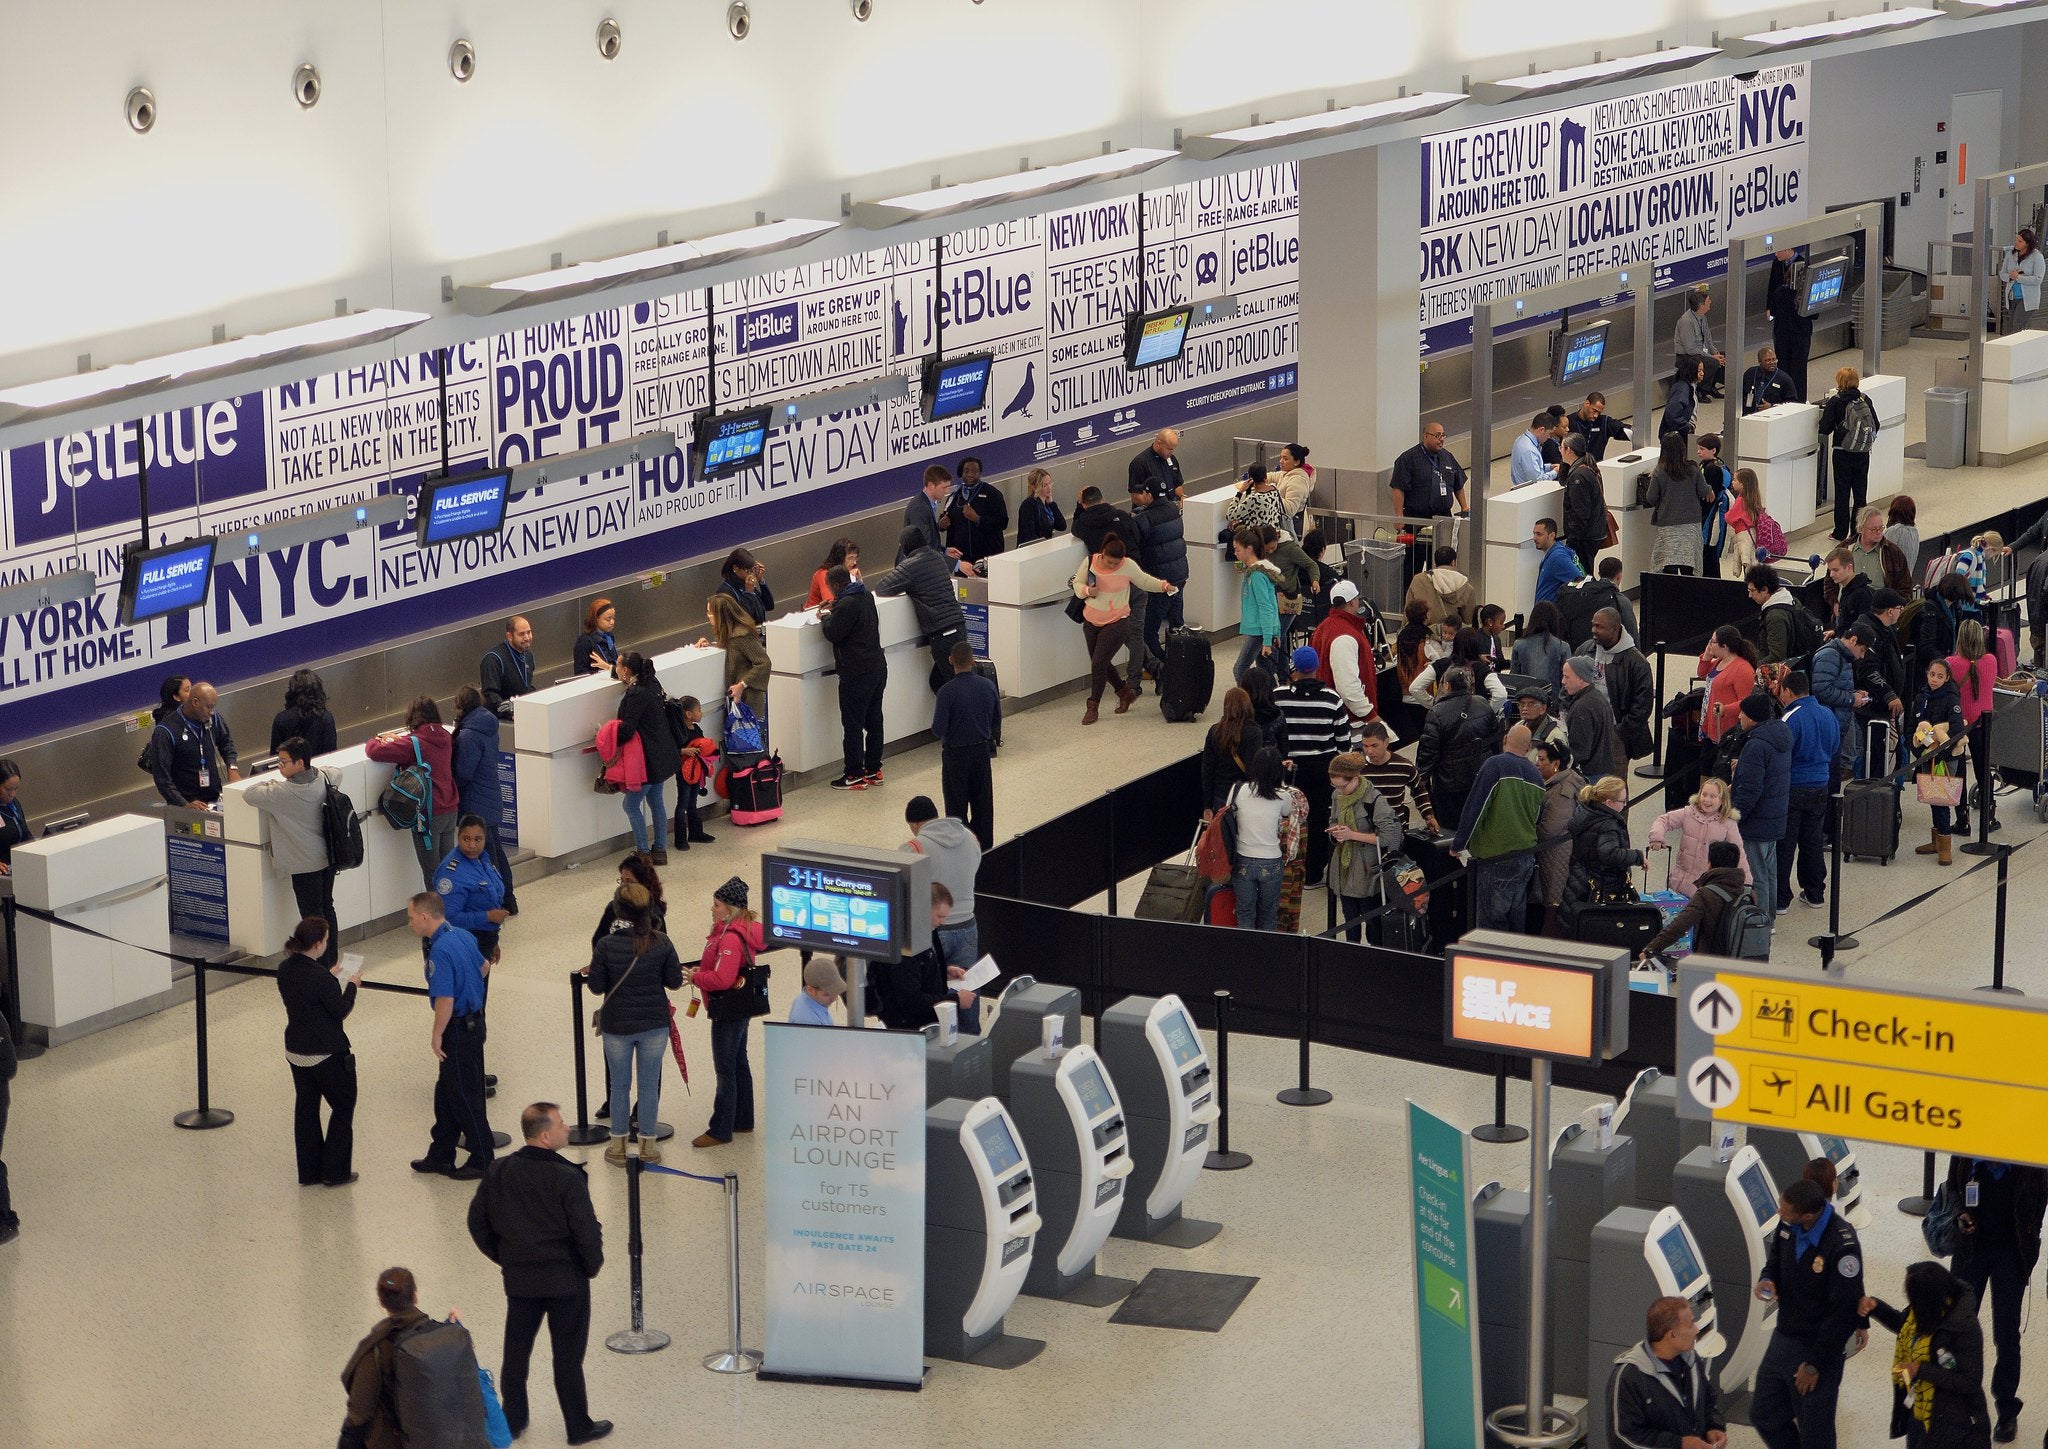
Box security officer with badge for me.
[1751,1176,1869,1449]
[407,891,495,1181]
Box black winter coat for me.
[1416,691,1502,800]
[587,931,684,1037]
[871,945,948,1031]
[1563,802,1642,913]
[1072,502,1137,556]
[466,1146,605,1298]
[1200,723,1265,812]
[616,684,680,783]
[820,585,886,678]
[1564,687,1621,780]
[1944,1158,2048,1278]
[1561,461,1605,543]
[1131,498,1189,585]
[870,547,967,640]
[1865,1287,1993,1448]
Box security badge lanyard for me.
[193,717,213,790]
[1967,1176,1980,1209]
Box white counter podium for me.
[764,595,940,775]
[1980,331,2048,463]
[1484,478,1562,613]
[1862,374,1907,498]
[13,814,173,1043]
[1595,450,1656,584]
[512,674,635,859]
[1182,482,1241,632]
[984,537,1092,700]
[1736,402,1819,535]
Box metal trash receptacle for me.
[1925,386,1969,469]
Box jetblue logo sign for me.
[734,302,801,355]
[13,400,266,546]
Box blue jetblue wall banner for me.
[0,165,1299,742]
[1419,62,1811,355]
[762,1023,928,1387]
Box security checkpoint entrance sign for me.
[1407,1101,1483,1449]
[1676,956,2048,1168]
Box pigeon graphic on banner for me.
[1002,362,1036,420]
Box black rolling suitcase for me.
[1841,720,1901,864]
[970,657,1003,749]
[1134,827,1208,924]
[1158,628,1216,723]
[1571,887,1664,953]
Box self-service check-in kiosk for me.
[1585,1205,1727,1449]
[1672,1145,1780,1416]
[1548,1114,1638,1397]
[1474,1182,1543,1430]
[925,1004,992,1107]
[997,1041,1137,1307]
[1748,1126,1872,1229]
[1097,994,1221,1248]
[1614,1067,1711,1212]
[986,978,1080,1095]
[925,1096,1044,1368]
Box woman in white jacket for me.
[1272,443,1313,535]
[243,738,339,964]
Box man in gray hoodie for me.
[903,796,984,1034]
[243,737,340,965]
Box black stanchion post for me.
[1808,785,1859,957]
[566,971,609,1146]
[1276,940,1331,1107]
[606,1153,671,1353]
[173,955,234,1130]
[1,894,43,1061]
[1103,790,1118,917]
[1204,989,1252,1171]
[1636,645,1668,780]
[1898,1151,1937,1218]
[1977,843,2021,995]
[1960,717,1998,858]
[1472,1056,1529,1144]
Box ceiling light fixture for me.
[1720,6,1943,55]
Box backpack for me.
[704,927,772,1021]
[1837,392,1879,455]
[137,723,168,774]
[1753,510,1789,559]
[378,737,433,837]
[1764,602,1822,669]
[1922,1181,1964,1258]
[322,776,366,872]
[390,1317,491,1449]
[1701,882,1771,960]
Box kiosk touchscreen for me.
[1097,994,1223,1249]
[1748,1127,1872,1229]
[1586,1205,1727,1449]
[1673,1146,1780,1411]
[924,1096,1044,1367]
[996,1042,1138,1306]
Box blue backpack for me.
[378,737,433,838]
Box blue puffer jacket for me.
[1807,641,1859,759]
[1132,498,1189,585]
[1731,717,1791,840]
[451,706,503,825]
[1781,697,1838,789]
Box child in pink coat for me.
[1647,775,1752,898]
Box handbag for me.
[1065,593,1088,623]
[1194,794,1237,884]
[1916,760,1966,807]
[1922,1181,1963,1257]
[589,942,652,1035]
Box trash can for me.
[1925,386,1970,469]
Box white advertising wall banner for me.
[1419,62,1812,354]
[0,165,1298,745]
[762,1023,928,1386]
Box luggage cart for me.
[1985,685,2048,818]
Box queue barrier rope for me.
[634,1162,761,1373]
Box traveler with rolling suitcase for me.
[1135,825,1209,924]
[1533,740,1587,937]
[1638,840,1768,961]
[1157,626,1217,723]
[1948,619,2000,836]
[1561,775,1657,949]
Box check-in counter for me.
[1980,331,2048,461]
[1484,478,1563,613]
[763,596,938,774]
[984,536,1092,700]
[1862,373,1907,498]
[13,814,173,1043]
[1736,402,1820,536]
[1182,481,1241,632]
[1595,451,1656,584]
[512,674,635,859]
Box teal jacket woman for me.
[1232,529,1283,683]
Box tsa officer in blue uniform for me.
[436,815,508,959]
[1751,1176,1868,1449]
[408,892,494,1181]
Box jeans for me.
[1474,853,1536,932]
[941,744,994,850]
[1955,1238,2028,1418]
[1145,587,1186,664]
[289,867,339,966]
[620,780,668,853]
[500,1288,594,1439]
[1779,786,1829,906]
[1082,617,1130,701]
[290,1052,356,1184]
[837,668,887,778]
[1232,857,1284,930]
[1744,837,1780,914]
[603,1027,667,1138]
[1233,633,1272,683]
[708,1017,755,1140]
[934,919,982,1034]
[1751,1335,1845,1449]
[409,811,459,891]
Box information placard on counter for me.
[761,1023,927,1388]
[166,814,229,945]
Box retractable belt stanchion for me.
[1635,646,1669,781]
[566,972,610,1146]
[702,1171,762,1373]
[1275,938,1330,1107]
[1807,783,1860,958]
[1899,1152,1937,1218]
[1472,1056,1529,1145]
[174,954,234,1130]
[606,1153,671,1355]
[1203,989,1251,1171]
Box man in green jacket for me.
[1451,723,1545,931]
